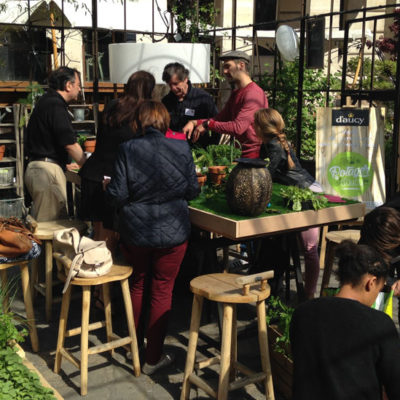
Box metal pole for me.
[232,0,237,50]
[92,0,99,104]
[325,0,334,105]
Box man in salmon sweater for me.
[183,50,268,158]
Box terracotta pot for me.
[208,166,227,185]
[225,158,272,217]
[196,172,207,187]
[83,139,96,153]
[0,145,5,161]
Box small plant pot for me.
[208,166,227,185]
[284,199,313,211]
[83,139,96,153]
[0,144,5,161]
[196,172,207,187]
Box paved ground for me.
[8,251,399,400]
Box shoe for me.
[142,352,175,375]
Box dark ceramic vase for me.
[226,158,272,217]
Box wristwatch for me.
[202,120,209,129]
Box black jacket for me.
[162,82,218,147]
[260,138,314,189]
[106,127,200,248]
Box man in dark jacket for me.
[162,62,219,147]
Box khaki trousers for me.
[25,161,68,222]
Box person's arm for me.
[65,143,86,167]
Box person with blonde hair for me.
[254,108,322,299]
[106,100,199,375]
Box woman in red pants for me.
[106,100,199,374]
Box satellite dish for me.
[276,25,299,62]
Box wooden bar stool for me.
[319,229,360,296]
[52,252,140,396]
[30,218,87,321]
[0,260,39,352]
[181,271,275,400]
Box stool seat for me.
[320,229,361,296]
[30,218,88,321]
[35,219,88,240]
[53,253,140,396]
[325,229,360,244]
[181,271,275,400]
[191,273,271,303]
[0,260,39,352]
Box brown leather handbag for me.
[0,217,42,258]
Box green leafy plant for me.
[17,83,44,127]
[192,146,214,172]
[0,280,56,399]
[266,296,294,357]
[207,144,241,167]
[280,186,328,211]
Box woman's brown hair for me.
[359,206,400,263]
[254,108,295,170]
[105,70,155,127]
[132,100,170,135]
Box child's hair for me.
[254,108,295,170]
[359,206,400,263]
[335,240,389,287]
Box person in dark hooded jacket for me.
[106,100,199,375]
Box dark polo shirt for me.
[26,89,76,167]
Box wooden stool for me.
[181,271,275,400]
[0,260,39,352]
[52,252,140,396]
[319,229,360,296]
[30,218,87,321]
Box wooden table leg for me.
[20,263,39,352]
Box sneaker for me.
[142,352,175,375]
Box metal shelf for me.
[0,139,16,144]
[0,156,17,163]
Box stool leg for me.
[257,300,275,400]
[0,269,9,311]
[44,240,53,322]
[120,278,141,376]
[20,263,39,352]
[102,283,114,356]
[229,304,237,383]
[218,303,233,400]
[81,286,91,396]
[54,284,72,374]
[181,294,204,400]
[319,241,336,297]
[30,257,39,300]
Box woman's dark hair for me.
[359,206,400,263]
[48,66,79,91]
[131,100,170,135]
[105,70,155,127]
[162,62,189,83]
[335,240,389,286]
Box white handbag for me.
[53,228,113,293]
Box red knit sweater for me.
[208,81,268,158]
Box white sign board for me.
[109,43,210,84]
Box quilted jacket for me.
[106,127,200,248]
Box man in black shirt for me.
[161,62,219,147]
[25,66,86,221]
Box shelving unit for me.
[0,104,24,217]
[69,103,99,137]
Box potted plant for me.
[266,296,294,400]
[77,133,96,153]
[0,144,5,161]
[280,186,328,211]
[206,144,241,184]
[192,147,213,187]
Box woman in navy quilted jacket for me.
[106,100,200,375]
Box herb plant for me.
[266,296,294,357]
[280,186,328,211]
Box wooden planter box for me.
[268,325,293,400]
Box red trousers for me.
[122,241,188,364]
